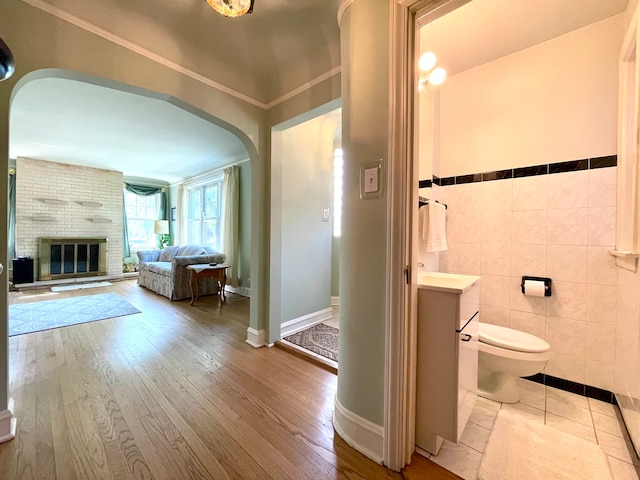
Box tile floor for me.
[420,379,640,480]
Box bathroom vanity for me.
[415,272,481,456]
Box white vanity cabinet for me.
[415,272,481,456]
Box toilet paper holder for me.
[521,276,552,297]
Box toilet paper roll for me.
[523,279,546,297]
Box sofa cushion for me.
[145,261,172,277]
[159,246,179,262]
[176,245,208,256]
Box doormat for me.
[283,323,338,362]
[478,408,613,480]
[9,293,140,336]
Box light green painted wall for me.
[238,160,251,289]
[278,115,334,324]
[337,0,389,426]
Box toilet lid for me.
[479,323,550,353]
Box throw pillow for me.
[159,245,179,262]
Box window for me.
[124,190,161,251]
[187,177,223,251]
[333,148,343,237]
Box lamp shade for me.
[154,220,169,234]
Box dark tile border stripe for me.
[482,169,512,181]
[590,155,617,169]
[523,373,617,405]
[418,179,432,188]
[455,173,483,184]
[548,159,588,174]
[425,155,616,186]
[441,177,455,186]
[513,164,548,178]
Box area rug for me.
[50,281,113,292]
[478,408,613,480]
[283,323,338,362]
[9,293,140,336]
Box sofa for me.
[136,245,226,301]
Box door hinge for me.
[404,265,410,284]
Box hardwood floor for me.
[0,279,459,479]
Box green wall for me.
[238,160,251,290]
[337,0,390,427]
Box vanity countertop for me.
[417,272,481,294]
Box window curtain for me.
[8,170,16,260]
[122,183,169,257]
[176,183,188,245]
[222,166,239,287]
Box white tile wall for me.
[16,157,124,277]
[436,166,636,394]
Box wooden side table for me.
[186,263,230,306]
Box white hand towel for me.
[419,202,448,252]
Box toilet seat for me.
[479,323,550,353]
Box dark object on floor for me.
[13,257,34,284]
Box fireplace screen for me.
[39,237,108,280]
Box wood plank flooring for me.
[0,279,459,479]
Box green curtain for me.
[123,183,169,257]
[8,171,15,260]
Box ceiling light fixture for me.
[205,0,254,17]
[0,38,15,82]
[418,52,446,89]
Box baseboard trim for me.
[524,373,616,404]
[0,398,16,444]
[281,308,333,337]
[246,327,266,348]
[333,396,384,465]
[331,296,340,306]
[225,285,250,297]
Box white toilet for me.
[477,323,551,403]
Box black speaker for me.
[13,257,34,284]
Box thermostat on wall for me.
[360,159,384,199]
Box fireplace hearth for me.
[39,237,108,281]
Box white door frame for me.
[384,0,471,470]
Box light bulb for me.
[428,67,446,86]
[419,52,437,72]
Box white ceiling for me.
[420,0,628,78]
[10,77,247,184]
[8,0,630,185]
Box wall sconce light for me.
[418,52,446,89]
[205,0,254,17]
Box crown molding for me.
[265,66,341,109]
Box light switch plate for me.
[364,167,378,193]
[321,206,330,221]
[360,159,384,199]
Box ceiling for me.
[419,0,628,78]
[8,0,630,185]
[9,0,343,184]
[10,77,248,184]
